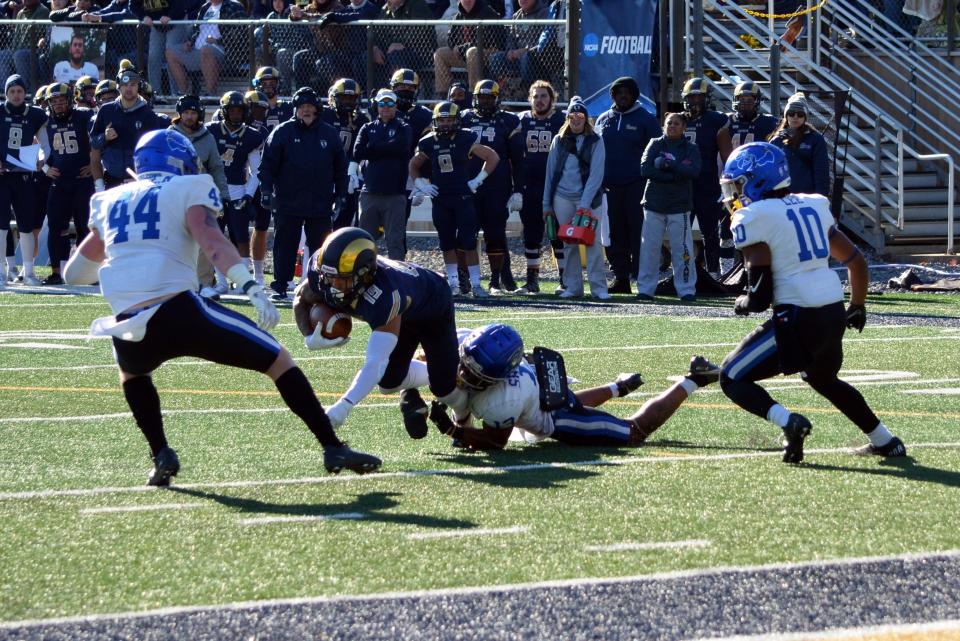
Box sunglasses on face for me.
[377,99,396,107]
[568,112,586,121]
[786,111,805,118]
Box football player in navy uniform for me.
[39,83,95,285]
[64,130,380,482]
[245,89,269,130]
[718,142,906,463]
[206,91,267,297]
[509,80,565,294]
[244,89,272,285]
[682,77,732,280]
[253,66,294,132]
[409,101,499,298]
[293,227,471,440]
[389,69,434,149]
[322,78,370,230]
[74,75,97,109]
[0,74,49,286]
[94,80,119,109]
[462,79,523,294]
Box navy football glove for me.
[846,303,866,332]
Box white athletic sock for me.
[400,359,430,390]
[244,256,253,271]
[526,256,541,268]
[253,260,264,280]
[468,264,481,286]
[20,233,36,276]
[606,382,620,397]
[678,377,698,396]
[445,263,459,285]
[867,422,895,447]
[767,403,791,428]
[214,268,228,286]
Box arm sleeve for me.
[341,330,400,406]
[244,147,262,197]
[578,136,605,209]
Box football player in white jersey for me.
[424,323,720,450]
[63,129,380,485]
[717,142,906,464]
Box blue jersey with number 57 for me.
[731,193,842,307]
[88,173,223,313]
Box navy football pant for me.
[474,186,509,255]
[691,186,722,273]
[46,178,93,266]
[0,173,38,233]
[432,193,478,252]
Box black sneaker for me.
[518,269,540,294]
[853,436,907,458]
[782,414,812,464]
[501,267,518,294]
[400,388,429,439]
[458,269,472,295]
[608,279,632,294]
[147,446,180,487]
[323,444,382,474]
[687,355,721,387]
[614,372,643,397]
[42,273,64,286]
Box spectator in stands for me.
[447,80,471,110]
[53,34,101,85]
[371,0,434,88]
[768,92,829,197]
[0,0,49,91]
[82,0,138,79]
[289,0,346,93]
[316,0,380,89]
[529,0,564,84]
[487,0,549,94]
[595,76,660,295]
[134,0,193,96]
[542,97,609,300]
[353,88,412,259]
[637,112,701,303]
[432,0,503,99]
[50,0,94,22]
[89,67,167,189]
[262,0,302,93]
[259,87,346,301]
[166,0,246,96]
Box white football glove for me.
[414,177,438,198]
[94,178,105,193]
[305,324,351,350]
[467,169,488,194]
[246,285,280,331]
[326,398,353,428]
[507,192,523,212]
[409,189,426,206]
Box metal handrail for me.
[898,130,955,253]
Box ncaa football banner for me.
[580,0,658,117]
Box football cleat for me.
[615,372,644,397]
[782,413,812,464]
[147,446,180,487]
[323,444,381,474]
[687,355,721,387]
[457,269,471,295]
[853,436,907,458]
[471,285,489,298]
[608,279,632,294]
[42,273,64,286]
[21,274,41,286]
[500,269,518,294]
[399,388,429,439]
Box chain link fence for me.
[0,15,567,107]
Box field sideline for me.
[1,286,959,640]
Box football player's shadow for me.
[802,456,960,489]
[429,443,609,489]
[168,487,476,530]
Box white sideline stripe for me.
[407,526,528,540]
[0,403,400,425]
[686,618,960,641]
[3,442,960,502]
[239,512,364,525]
[2,549,960,630]
[80,503,204,515]
[0,301,103,308]
[0,342,88,349]
[905,388,960,395]
[584,539,711,553]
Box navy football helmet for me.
[720,142,791,212]
[134,129,199,176]
[457,324,525,391]
[315,227,378,304]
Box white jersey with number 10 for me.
[731,192,843,308]
[88,173,223,314]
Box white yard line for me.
[407,526,528,540]
[239,512,364,526]
[0,343,89,350]
[686,618,960,641]
[2,549,959,630]
[584,539,711,553]
[904,388,960,395]
[3,442,960,502]
[80,503,206,515]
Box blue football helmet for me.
[720,142,791,213]
[134,129,199,176]
[457,323,525,391]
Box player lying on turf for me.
[63,130,380,486]
[424,323,720,450]
[717,141,906,464]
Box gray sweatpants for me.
[636,209,697,298]
[553,195,608,297]
[358,192,408,260]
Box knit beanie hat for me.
[4,74,25,93]
[610,76,639,100]
[567,96,588,116]
[785,92,808,115]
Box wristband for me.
[94,178,105,192]
[226,262,257,290]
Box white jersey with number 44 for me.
[88,173,223,314]
[731,193,843,308]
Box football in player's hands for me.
[309,303,353,340]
